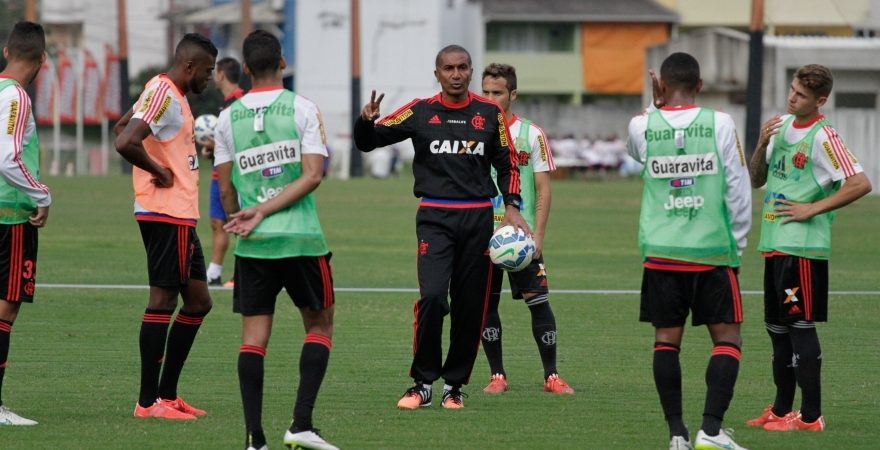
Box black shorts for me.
[0,223,38,303]
[504,255,549,300]
[232,253,334,316]
[763,255,828,323]
[639,266,743,327]
[138,221,207,287]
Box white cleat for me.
[283,429,339,450]
[0,405,38,426]
[669,435,694,450]
[694,429,747,450]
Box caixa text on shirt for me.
[646,153,718,179]
[429,139,485,155]
[236,140,300,174]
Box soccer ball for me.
[194,114,218,145]
[488,225,536,272]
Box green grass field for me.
[1,168,878,449]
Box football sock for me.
[159,309,209,400]
[0,319,12,406]
[207,263,222,280]
[790,324,822,423]
[702,342,741,436]
[653,342,687,439]
[481,298,505,376]
[527,298,557,379]
[766,324,796,416]
[292,334,331,431]
[239,345,266,447]
[139,309,173,407]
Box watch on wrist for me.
[504,195,522,209]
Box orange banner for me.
[581,23,668,94]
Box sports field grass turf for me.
[2,169,878,449]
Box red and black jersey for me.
[221,87,245,112]
[354,91,520,201]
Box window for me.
[836,92,877,108]
[486,22,575,52]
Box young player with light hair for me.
[746,64,872,433]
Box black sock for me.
[139,309,172,407]
[767,325,796,416]
[239,345,266,448]
[790,325,822,423]
[0,319,12,406]
[653,342,687,440]
[702,342,741,436]
[528,298,557,379]
[481,296,504,376]
[292,334,331,432]
[158,309,208,400]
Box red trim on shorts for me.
[304,333,332,350]
[240,344,266,357]
[653,345,679,353]
[727,267,743,322]
[318,256,333,309]
[711,345,742,361]
[143,312,172,324]
[480,258,494,337]
[135,214,197,227]
[175,312,204,326]
[643,257,715,272]
[7,224,23,301]
[800,258,813,320]
[0,321,11,333]
[177,225,189,284]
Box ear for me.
[816,95,828,108]
[434,69,440,83]
[509,89,517,102]
[280,56,287,71]
[2,47,8,60]
[243,63,253,77]
[696,79,703,94]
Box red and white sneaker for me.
[544,374,574,395]
[159,397,207,417]
[134,400,196,421]
[763,412,825,432]
[483,374,509,394]
[746,404,787,428]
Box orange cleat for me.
[396,384,432,410]
[544,374,574,395]
[134,400,197,421]
[441,387,465,409]
[483,374,509,394]
[746,404,787,428]
[764,412,825,432]
[159,396,207,417]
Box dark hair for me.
[5,21,45,62]
[660,52,700,91]
[216,57,241,84]
[795,64,833,98]
[243,30,281,78]
[482,63,517,92]
[174,33,218,62]
[435,44,471,68]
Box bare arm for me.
[215,161,239,216]
[532,171,551,258]
[749,115,783,188]
[224,154,325,237]
[775,172,873,223]
[114,118,172,187]
[113,109,134,137]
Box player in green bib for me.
[214,31,338,450]
[747,64,872,433]
[627,53,752,450]
[0,21,51,428]
[479,63,573,396]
